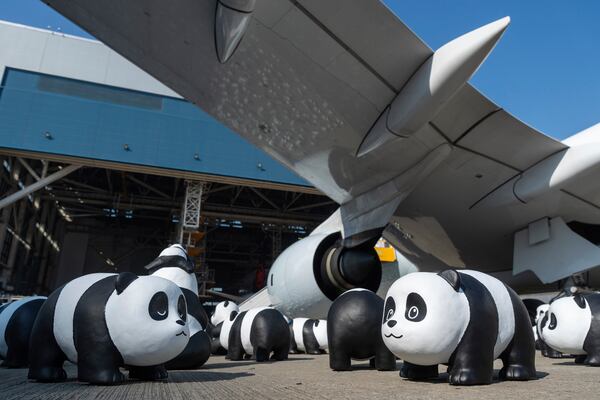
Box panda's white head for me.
[381,270,470,365]
[146,244,198,295]
[105,273,190,366]
[211,301,239,326]
[540,295,591,355]
[219,310,239,350]
[535,304,549,324]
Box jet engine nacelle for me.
[267,232,381,319]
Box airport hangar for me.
[0,21,337,301]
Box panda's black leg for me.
[2,344,29,368]
[400,362,439,380]
[583,296,600,367]
[227,312,246,361]
[329,350,352,371]
[374,342,396,371]
[128,365,168,380]
[271,345,289,361]
[584,354,600,366]
[540,341,563,358]
[499,287,537,381]
[574,355,587,364]
[254,347,270,362]
[369,358,375,368]
[27,289,67,382]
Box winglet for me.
[357,17,510,157]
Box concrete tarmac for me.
[0,353,598,399]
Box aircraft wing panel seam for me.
[289,0,398,93]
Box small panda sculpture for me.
[209,301,239,355]
[0,296,46,367]
[327,289,396,371]
[145,244,211,369]
[382,270,536,385]
[227,306,290,362]
[535,304,564,358]
[289,318,328,354]
[539,293,600,366]
[28,272,190,384]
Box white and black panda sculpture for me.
[0,296,46,367]
[327,289,396,371]
[382,270,536,385]
[144,244,211,369]
[289,318,328,354]
[539,293,600,366]
[227,306,290,362]
[209,301,239,355]
[28,272,190,384]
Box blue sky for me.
[1,0,599,140]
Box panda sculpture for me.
[0,296,46,367]
[28,272,190,384]
[209,301,239,355]
[539,293,600,366]
[535,304,564,358]
[289,318,328,354]
[382,270,536,385]
[144,244,211,369]
[227,306,290,362]
[327,289,396,371]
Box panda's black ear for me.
[573,294,586,309]
[115,272,139,294]
[229,310,238,321]
[224,301,229,307]
[437,269,461,292]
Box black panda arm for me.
[447,273,498,385]
[28,287,67,382]
[227,311,247,361]
[73,276,125,385]
[583,294,600,365]
[302,320,321,354]
[499,286,537,380]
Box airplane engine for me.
[267,232,381,319]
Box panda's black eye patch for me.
[178,295,187,322]
[405,292,427,322]
[149,292,169,321]
[549,313,557,330]
[540,313,548,329]
[383,297,396,323]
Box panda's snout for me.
[387,320,397,328]
[176,319,185,326]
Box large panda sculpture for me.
[209,301,239,355]
[535,304,564,358]
[28,272,190,384]
[0,296,46,367]
[227,306,290,362]
[539,293,600,366]
[144,244,211,369]
[327,289,396,371]
[382,270,536,385]
[289,318,328,354]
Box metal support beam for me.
[17,157,41,181]
[126,175,170,199]
[0,165,81,210]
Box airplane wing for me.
[45,0,600,287]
